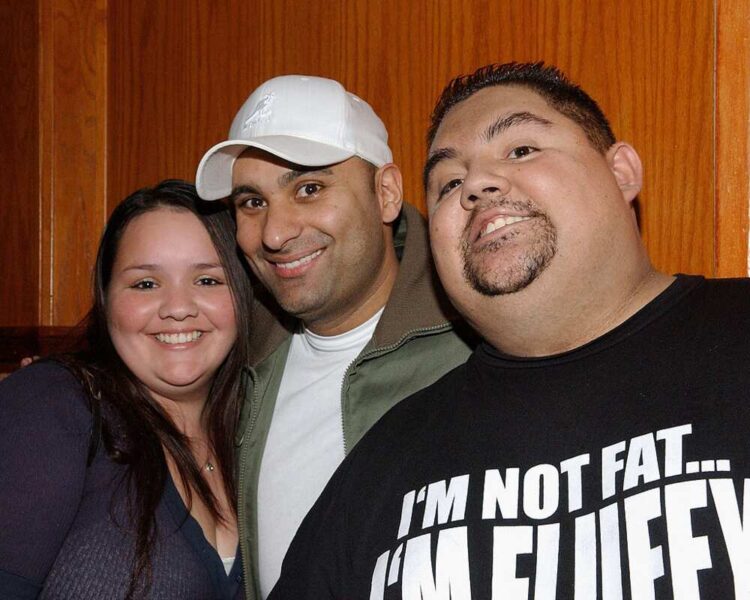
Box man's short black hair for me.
[425,62,616,188]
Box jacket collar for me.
[369,202,458,348]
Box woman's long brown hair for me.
[56,179,252,597]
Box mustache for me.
[462,196,547,240]
[261,233,333,255]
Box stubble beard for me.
[255,228,382,326]
[461,207,557,297]
[261,268,335,322]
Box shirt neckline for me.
[299,307,385,353]
[162,474,242,594]
[477,274,703,368]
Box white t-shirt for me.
[221,556,235,576]
[257,309,383,597]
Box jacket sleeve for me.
[0,362,91,598]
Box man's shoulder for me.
[349,359,470,452]
[399,357,470,406]
[701,275,750,292]
[687,275,750,317]
[656,275,750,357]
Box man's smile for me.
[267,248,325,277]
[468,205,538,246]
[479,215,532,239]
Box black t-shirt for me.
[269,275,750,599]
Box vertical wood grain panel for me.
[108,0,262,204]
[716,0,750,276]
[0,0,750,325]
[39,0,54,326]
[0,1,40,326]
[108,0,718,289]
[40,0,108,326]
[2,0,747,334]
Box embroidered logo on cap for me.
[243,93,275,131]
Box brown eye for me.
[297,183,322,198]
[236,195,266,210]
[196,277,221,286]
[439,179,463,199]
[508,146,538,159]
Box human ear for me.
[607,142,643,204]
[375,163,404,224]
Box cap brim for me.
[196,137,356,201]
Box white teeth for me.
[480,215,530,238]
[155,331,202,344]
[275,249,323,270]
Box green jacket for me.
[236,203,473,599]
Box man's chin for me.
[463,235,557,296]
[273,294,323,321]
[464,256,554,297]
[467,273,537,297]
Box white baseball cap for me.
[196,75,393,200]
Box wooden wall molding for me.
[0,1,39,326]
[716,0,750,276]
[38,0,108,325]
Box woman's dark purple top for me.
[0,362,244,599]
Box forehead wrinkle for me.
[482,111,553,143]
[277,167,334,189]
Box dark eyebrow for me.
[422,112,553,190]
[277,167,334,188]
[422,147,458,190]
[229,184,259,206]
[229,167,335,204]
[483,111,552,142]
[120,262,224,273]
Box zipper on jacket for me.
[339,323,452,454]
[238,369,263,599]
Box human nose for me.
[460,168,512,211]
[261,200,303,251]
[158,284,199,321]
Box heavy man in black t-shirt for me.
[269,63,750,599]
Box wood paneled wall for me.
[39,0,108,326]
[0,1,39,327]
[716,0,750,277]
[1,0,749,333]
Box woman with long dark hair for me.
[0,180,251,599]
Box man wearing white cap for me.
[196,75,473,599]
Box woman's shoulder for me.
[0,360,93,438]
[0,361,104,596]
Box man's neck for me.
[474,264,674,358]
[304,247,399,337]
